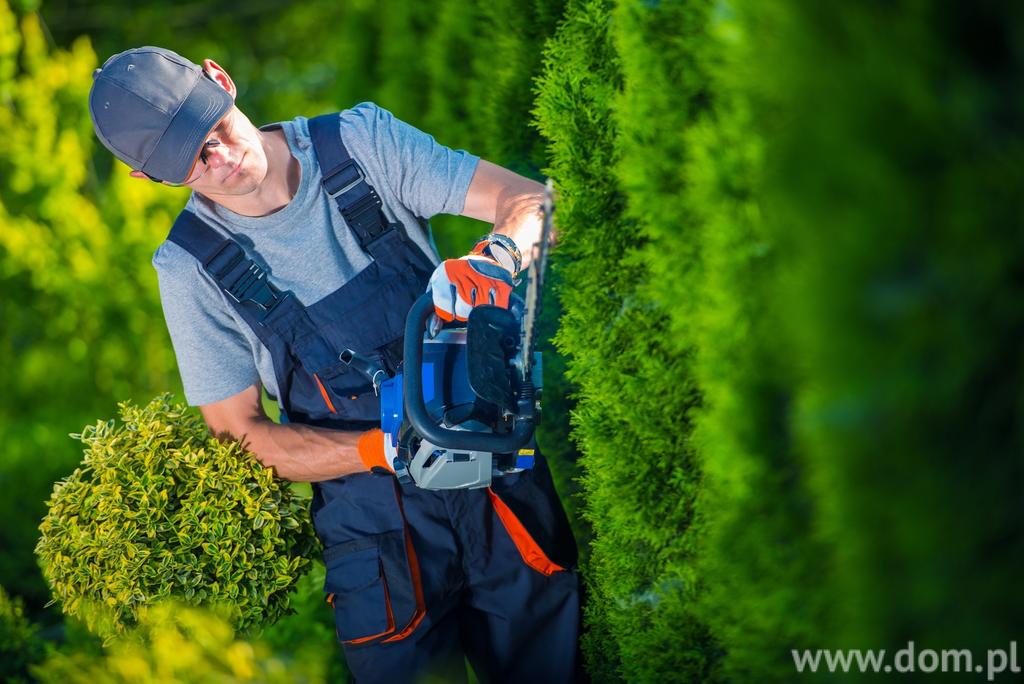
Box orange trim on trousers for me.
[486,487,565,576]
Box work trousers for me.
[314,457,582,683]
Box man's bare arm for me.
[461,160,549,269]
[200,383,366,482]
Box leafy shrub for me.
[0,585,46,684]
[33,600,325,684]
[35,395,317,637]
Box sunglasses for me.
[142,130,225,186]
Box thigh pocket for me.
[324,528,425,646]
[487,457,579,573]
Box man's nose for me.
[204,143,233,169]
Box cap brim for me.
[143,73,234,184]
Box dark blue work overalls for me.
[167,113,581,683]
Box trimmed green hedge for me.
[36,396,317,638]
[533,2,626,677]
[535,0,716,680]
[534,0,1024,680]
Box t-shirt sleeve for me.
[343,102,480,218]
[152,241,261,406]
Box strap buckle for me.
[321,158,365,198]
[225,262,282,313]
[205,242,285,318]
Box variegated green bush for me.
[35,395,317,637]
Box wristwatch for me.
[472,232,523,281]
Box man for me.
[88,47,580,683]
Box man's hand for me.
[428,254,513,322]
[357,429,393,472]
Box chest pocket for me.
[284,250,427,423]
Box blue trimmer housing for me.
[378,294,540,489]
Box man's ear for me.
[201,58,237,100]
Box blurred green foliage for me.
[758,0,1024,660]
[36,396,317,638]
[0,0,185,617]
[33,600,325,683]
[0,584,47,683]
[680,4,830,679]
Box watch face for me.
[490,248,518,277]
[487,234,522,275]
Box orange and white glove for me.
[428,254,514,323]
[357,429,392,472]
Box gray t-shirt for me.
[152,102,480,406]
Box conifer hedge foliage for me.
[533,0,1023,681]
[534,0,715,679]
[36,396,317,637]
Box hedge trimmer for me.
[345,180,555,489]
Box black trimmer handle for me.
[404,293,533,452]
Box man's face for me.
[176,105,270,197]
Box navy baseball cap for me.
[89,46,233,184]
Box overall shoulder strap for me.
[167,210,330,416]
[308,113,389,249]
[167,210,288,322]
[308,112,435,272]
[166,208,339,390]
